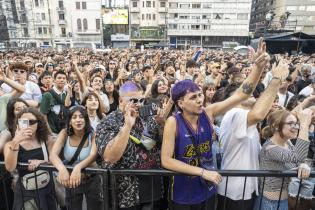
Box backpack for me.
[49,89,68,132]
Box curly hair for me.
[15,107,50,143]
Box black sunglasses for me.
[126,97,145,104]
[13,69,27,74]
[29,119,39,125]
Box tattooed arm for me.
[205,38,269,120]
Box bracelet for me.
[9,145,19,152]
[200,168,205,178]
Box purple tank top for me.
[172,111,216,204]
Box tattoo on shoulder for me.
[241,82,254,95]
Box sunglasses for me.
[29,119,39,125]
[13,69,27,74]
[124,97,145,104]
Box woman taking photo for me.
[81,92,105,131]
[255,109,312,210]
[49,106,104,210]
[4,107,56,210]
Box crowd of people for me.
[0,39,315,210]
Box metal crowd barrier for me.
[1,161,315,210]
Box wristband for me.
[9,145,19,152]
[200,168,205,178]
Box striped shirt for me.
[259,138,310,193]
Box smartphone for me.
[139,104,158,118]
[18,119,29,129]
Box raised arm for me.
[247,59,289,126]
[206,38,269,119]
[0,67,25,97]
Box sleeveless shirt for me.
[172,111,216,204]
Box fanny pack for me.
[129,133,156,151]
[22,142,50,191]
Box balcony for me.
[158,8,166,13]
[57,7,65,12]
[76,30,101,35]
[58,19,67,25]
[130,7,140,13]
[131,19,140,25]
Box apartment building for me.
[0,0,102,49]
[130,0,167,48]
[250,0,315,37]
[167,0,252,49]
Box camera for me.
[18,119,29,129]
[139,103,159,118]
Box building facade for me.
[167,0,252,49]
[250,0,315,37]
[130,0,167,48]
[0,0,102,49]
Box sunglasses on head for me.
[13,69,27,74]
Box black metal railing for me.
[1,161,314,210]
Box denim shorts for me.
[288,177,315,200]
[254,196,288,210]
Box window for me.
[153,1,155,7]
[169,3,178,8]
[59,13,65,20]
[180,4,190,8]
[35,0,39,7]
[202,14,211,19]
[83,18,88,30]
[203,25,211,30]
[143,2,144,7]
[191,25,200,30]
[82,2,87,9]
[299,6,306,10]
[142,14,144,20]
[287,6,297,11]
[41,13,46,21]
[306,6,315,11]
[203,3,212,8]
[77,19,82,31]
[23,27,29,36]
[76,2,80,9]
[20,0,25,10]
[43,27,47,34]
[36,13,41,22]
[169,24,178,29]
[146,1,151,7]
[132,2,137,7]
[153,14,155,20]
[96,19,100,30]
[40,0,44,6]
[192,4,201,8]
[61,28,66,37]
[214,13,223,19]
[58,1,64,9]
[38,27,42,34]
[160,2,165,7]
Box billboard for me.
[102,8,128,25]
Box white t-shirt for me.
[277,91,294,107]
[299,85,313,97]
[1,80,42,102]
[100,92,110,112]
[217,108,261,200]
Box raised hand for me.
[271,59,289,82]
[297,108,313,127]
[124,102,137,129]
[248,37,266,63]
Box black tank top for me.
[17,146,44,176]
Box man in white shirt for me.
[0,62,41,107]
[217,60,289,210]
[277,76,294,108]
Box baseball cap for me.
[35,63,43,67]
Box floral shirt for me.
[95,109,162,208]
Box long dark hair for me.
[81,92,105,120]
[6,98,29,134]
[15,108,50,143]
[151,79,167,98]
[104,79,119,104]
[66,106,92,136]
